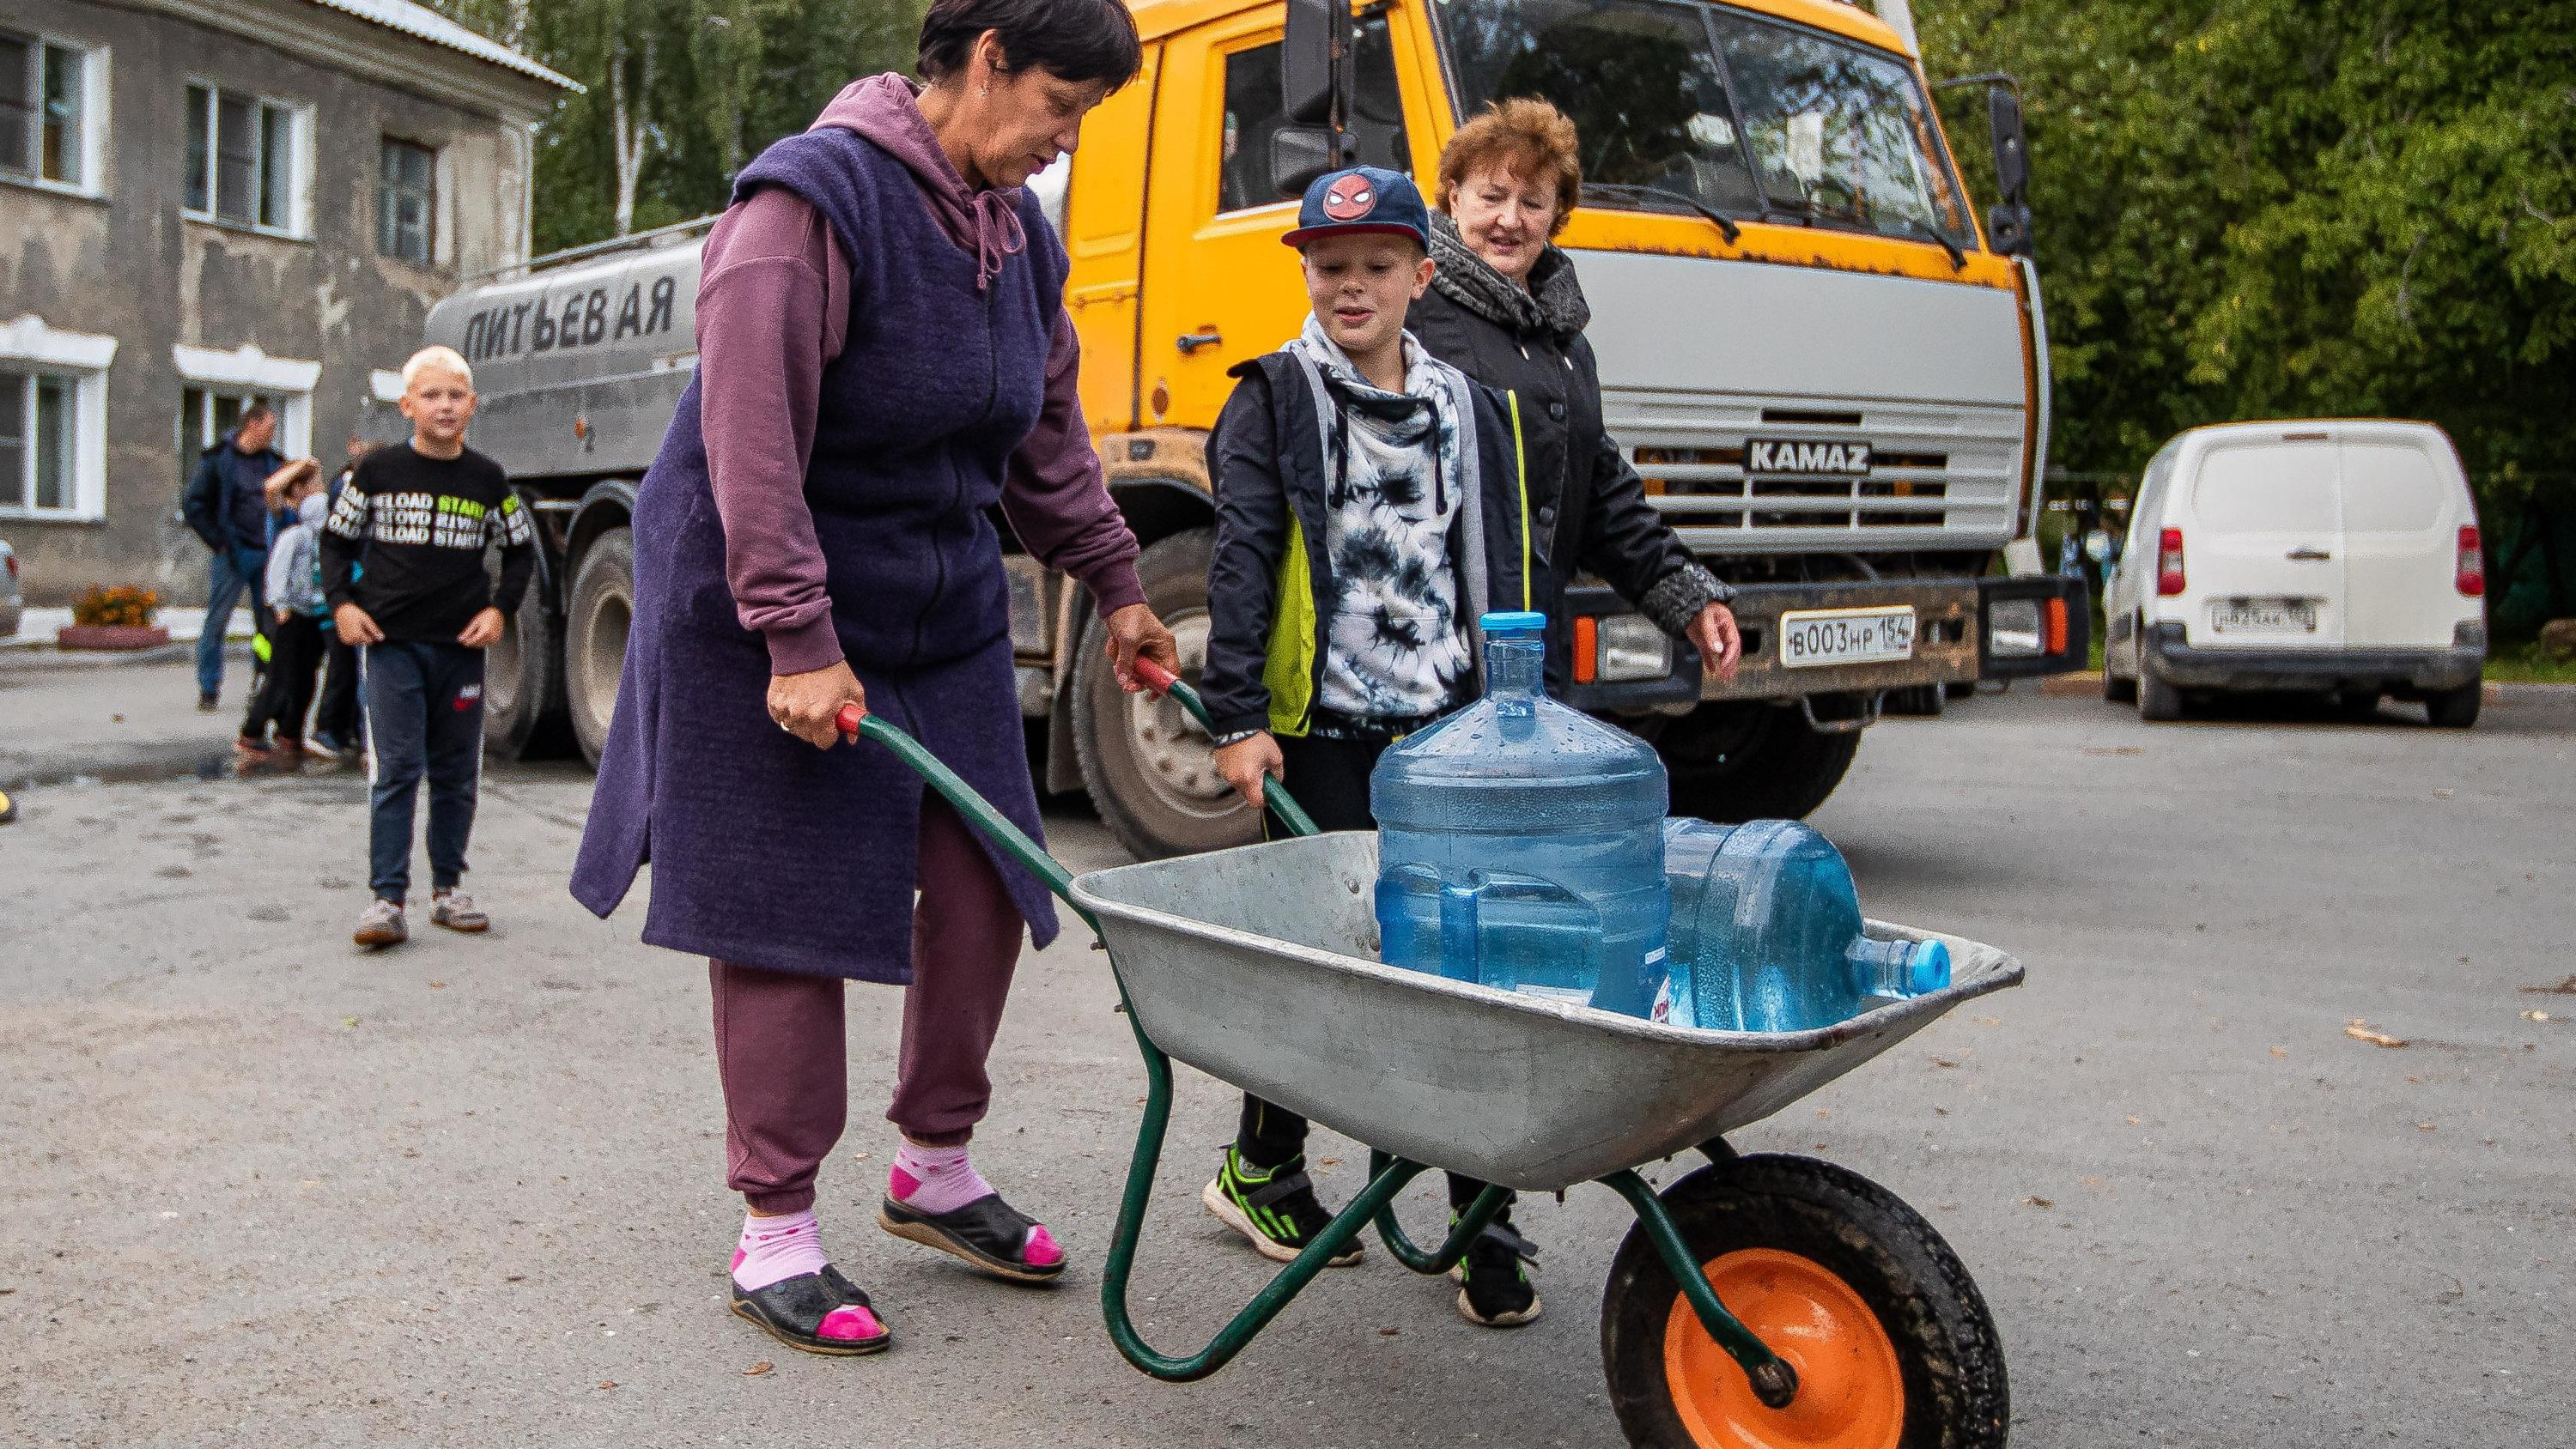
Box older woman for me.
[1409,99,1741,678]
[571,0,1175,1358]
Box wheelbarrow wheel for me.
[1600,1155,2007,1449]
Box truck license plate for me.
[2212,598,2317,634]
[1780,607,1917,669]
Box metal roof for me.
[302,0,581,92]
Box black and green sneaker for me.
[1200,1147,1363,1266]
[1449,1214,1541,1327]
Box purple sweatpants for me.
[709,796,1024,1215]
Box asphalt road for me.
[3,662,2568,1447]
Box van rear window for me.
[2340,441,2446,534]
[2191,444,2337,534]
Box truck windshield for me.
[1434,0,1977,251]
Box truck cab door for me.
[1138,7,1429,432]
[1060,45,1161,434]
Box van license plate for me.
[2212,599,2317,634]
[1780,607,1917,668]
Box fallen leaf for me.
[428,980,447,990]
[597,1380,617,1391]
[1973,1016,2002,1027]
[1317,1157,1340,1167]
[2125,1115,2142,1126]
[2523,1010,2552,1022]
[342,1016,361,1028]
[2269,1046,2288,1058]
[2345,1020,2408,1048]
[2022,1196,2054,1209]
[505,1276,525,1283]
[2417,1123,2436,1132]
[1815,1108,1832,1119]
[2080,1176,2105,1189]
[743,1361,774,1376]
[2520,975,2576,996]
[1929,1055,1959,1069]
[1378,1327,1400,1337]
[2433,788,2455,800]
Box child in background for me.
[239,460,325,755]
[241,487,335,758]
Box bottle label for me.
[1647,949,1673,1024]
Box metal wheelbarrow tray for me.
[1070,831,2020,1193]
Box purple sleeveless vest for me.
[570,128,1066,982]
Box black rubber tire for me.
[1658,703,1862,823]
[1072,528,1258,859]
[2100,646,2136,705]
[1883,683,1946,717]
[1601,1155,2008,1449]
[2424,679,2482,729]
[482,573,568,761]
[1941,682,1975,701]
[564,527,635,769]
[2136,661,2184,723]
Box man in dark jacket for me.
[179,403,285,711]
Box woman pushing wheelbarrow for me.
[570,0,1172,1355]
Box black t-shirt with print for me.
[319,442,536,645]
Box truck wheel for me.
[564,527,635,769]
[1658,703,1862,822]
[483,579,567,761]
[1601,1155,2008,1449]
[1072,528,1257,859]
[2136,662,2184,722]
[2424,679,2482,729]
[1883,684,1945,718]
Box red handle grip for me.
[1133,657,1178,694]
[835,702,866,738]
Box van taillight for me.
[2457,525,2484,597]
[2156,529,2186,596]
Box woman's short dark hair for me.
[917,0,1143,91]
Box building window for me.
[185,82,307,234]
[0,30,99,190]
[179,386,280,482]
[0,372,78,512]
[380,137,435,264]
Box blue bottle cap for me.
[1480,610,1547,636]
[1906,939,1953,996]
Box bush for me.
[70,585,161,629]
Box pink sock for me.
[730,1210,880,1341]
[889,1141,1060,1267]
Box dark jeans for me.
[313,633,363,745]
[1237,731,1504,1215]
[362,641,485,904]
[243,613,325,743]
[196,548,266,700]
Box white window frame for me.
[173,342,317,462]
[0,315,115,521]
[182,78,312,239]
[378,134,439,265]
[0,27,107,197]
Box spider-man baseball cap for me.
[1281,166,1430,252]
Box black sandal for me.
[878,1193,1066,1283]
[729,1265,893,1355]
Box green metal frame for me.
[852,685,1793,1404]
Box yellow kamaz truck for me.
[417,0,2087,860]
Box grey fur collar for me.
[1427,210,1592,340]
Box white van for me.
[2102,421,2486,725]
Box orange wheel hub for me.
[1664,1248,1904,1449]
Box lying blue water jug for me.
[1662,817,1951,1032]
[1373,612,1674,1019]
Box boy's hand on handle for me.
[456,606,507,648]
[1102,603,1180,693]
[333,603,384,646]
[1214,732,1284,810]
[770,659,867,749]
[1689,602,1742,682]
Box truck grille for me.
[1607,391,2025,553]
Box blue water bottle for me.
[1373,613,1674,1019]
[1663,817,1950,1032]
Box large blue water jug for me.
[1373,613,1673,1018]
[1662,817,1950,1032]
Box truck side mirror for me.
[1283,0,1340,125]
[1269,125,1338,199]
[1984,83,2032,257]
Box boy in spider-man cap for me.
[1192,166,1545,1326]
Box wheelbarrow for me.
[837,663,2021,1449]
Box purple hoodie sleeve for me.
[697,187,852,676]
[1002,312,1145,615]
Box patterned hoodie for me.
[1282,317,1474,725]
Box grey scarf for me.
[1427,210,1591,340]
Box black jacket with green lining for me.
[1200,349,1546,740]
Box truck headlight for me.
[1597,615,1673,682]
[1987,597,2043,656]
